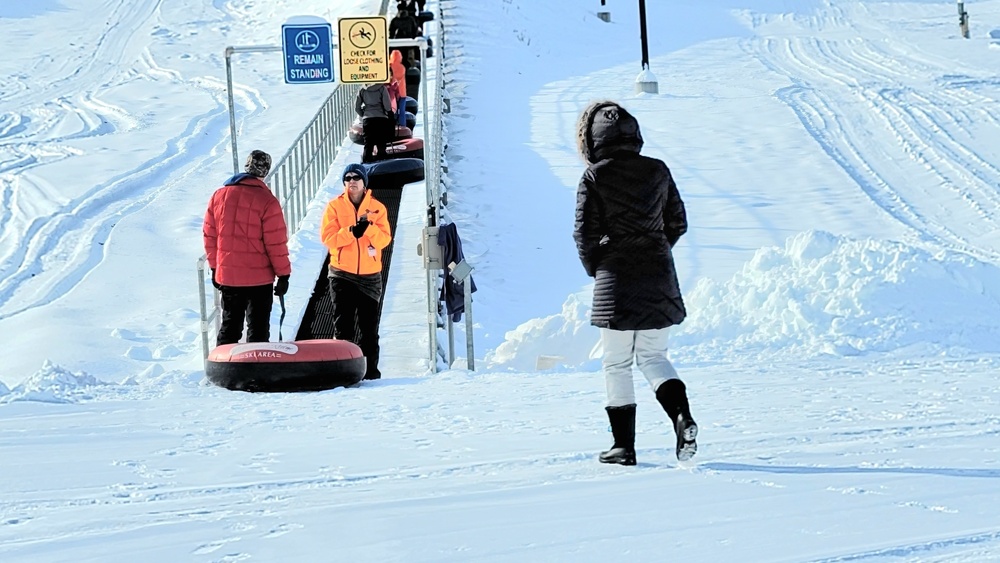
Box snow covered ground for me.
[2,0,1000,561]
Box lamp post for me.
[635,0,658,93]
[597,0,611,22]
[958,0,970,38]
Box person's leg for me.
[329,278,360,343]
[598,328,638,465]
[632,327,697,459]
[361,118,376,162]
[634,327,678,391]
[245,284,274,342]
[217,286,249,345]
[376,117,391,160]
[397,98,407,126]
[356,293,382,379]
[601,328,636,407]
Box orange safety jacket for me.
[319,189,392,275]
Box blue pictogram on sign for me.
[281,22,334,84]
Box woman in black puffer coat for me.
[573,100,697,466]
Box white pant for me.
[601,327,679,407]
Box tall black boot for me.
[599,404,637,466]
[656,379,698,461]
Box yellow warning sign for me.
[337,16,389,83]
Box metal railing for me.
[269,84,361,234]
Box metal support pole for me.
[464,276,474,370]
[958,0,970,39]
[427,268,439,371]
[224,44,283,176]
[198,261,210,367]
[225,48,239,176]
[447,316,455,366]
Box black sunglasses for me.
[344,174,364,182]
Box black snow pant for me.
[217,284,273,345]
[362,116,393,163]
[329,277,382,379]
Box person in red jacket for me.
[319,163,392,379]
[203,150,292,345]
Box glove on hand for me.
[351,217,370,239]
[274,275,290,297]
[211,269,222,290]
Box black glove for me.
[274,275,289,296]
[350,217,370,239]
[211,269,222,290]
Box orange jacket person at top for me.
[319,163,392,380]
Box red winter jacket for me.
[203,174,291,287]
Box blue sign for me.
[281,22,334,84]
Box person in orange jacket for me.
[319,163,392,379]
[389,50,408,126]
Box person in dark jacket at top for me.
[203,150,291,346]
[389,4,420,63]
[356,82,395,163]
[320,164,393,380]
[573,100,697,466]
[389,4,420,39]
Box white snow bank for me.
[487,231,1000,369]
[674,230,1000,359]
[0,379,9,396]
[0,361,107,404]
[484,290,601,372]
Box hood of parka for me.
[576,100,644,165]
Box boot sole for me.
[599,456,637,466]
[676,421,698,462]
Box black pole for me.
[638,0,650,70]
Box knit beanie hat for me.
[245,150,272,177]
[342,162,368,187]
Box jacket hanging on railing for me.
[438,222,477,321]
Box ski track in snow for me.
[0,0,270,320]
[743,3,1000,262]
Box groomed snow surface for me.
[2,0,1000,561]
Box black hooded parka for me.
[573,101,687,330]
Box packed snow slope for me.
[2,0,1000,562]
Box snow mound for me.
[674,230,1000,359]
[1,361,107,404]
[483,231,1000,370]
[485,291,601,371]
[0,379,9,396]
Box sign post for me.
[337,17,389,83]
[281,21,335,84]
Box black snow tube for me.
[406,67,421,101]
[206,340,366,392]
[364,158,425,186]
[404,96,417,116]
